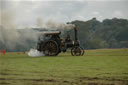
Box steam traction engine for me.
[37,24,84,56]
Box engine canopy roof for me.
[39,31,61,35]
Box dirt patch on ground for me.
[0,77,128,85]
[0,78,6,80]
[79,76,128,81]
[0,78,57,82]
[0,82,10,85]
[79,77,128,85]
[79,77,99,80]
[0,73,21,76]
[22,78,57,82]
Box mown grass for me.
[0,49,128,85]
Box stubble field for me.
[0,49,128,85]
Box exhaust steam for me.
[0,9,74,57]
[28,49,44,57]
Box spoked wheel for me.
[42,41,59,56]
[71,46,82,56]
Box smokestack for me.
[74,25,78,41]
[66,22,78,41]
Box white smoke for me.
[36,17,75,30]
[0,3,74,54]
[28,49,44,57]
[0,9,39,51]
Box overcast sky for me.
[1,0,128,28]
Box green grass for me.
[0,49,128,85]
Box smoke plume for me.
[36,18,75,30]
[0,10,39,51]
[28,49,44,57]
[0,8,74,52]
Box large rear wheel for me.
[42,41,59,56]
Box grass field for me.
[0,49,128,85]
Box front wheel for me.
[71,46,82,56]
[71,46,85,56]
[80,47,85,56]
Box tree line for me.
[66,18,128,49]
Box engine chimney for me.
[74,25,78,41]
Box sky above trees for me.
[1,0,128,28]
